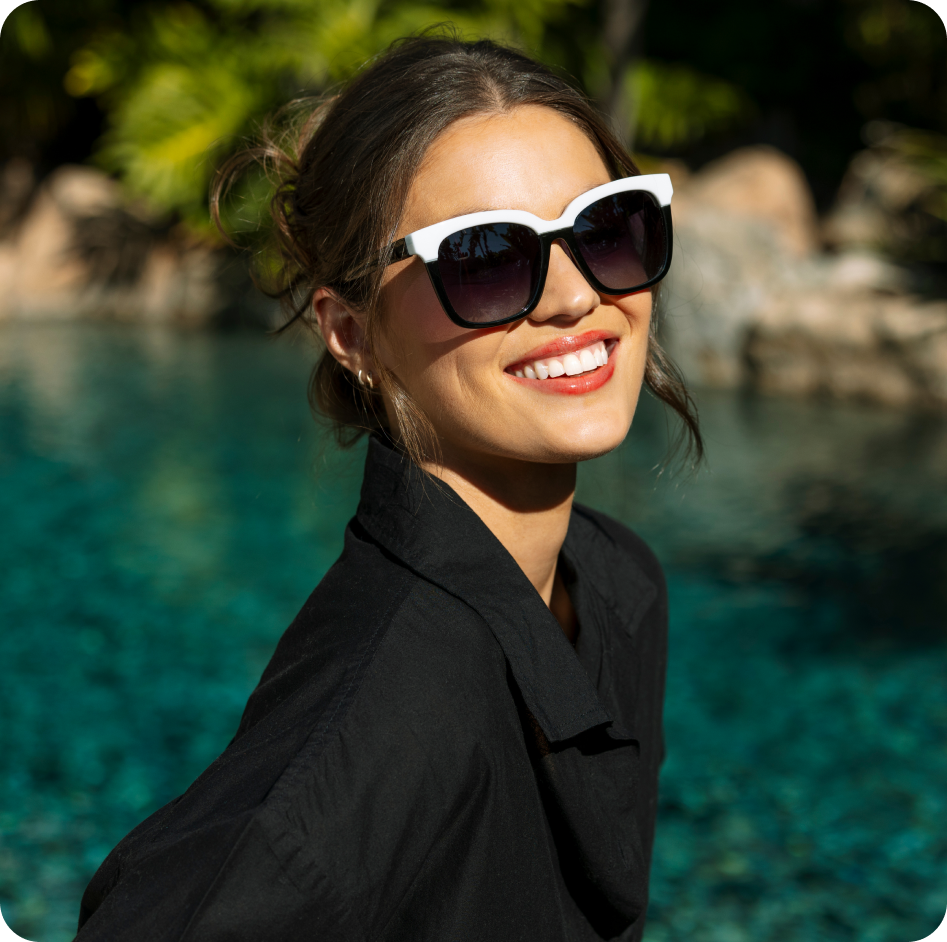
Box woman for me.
[77,34,700,942]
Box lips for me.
[504,331,618,395]
[506,330,616,370]
[510,340,609,380]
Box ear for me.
[312,287,371,376]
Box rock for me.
[660,199,797,387]
[674,145,821,257]
[1,167,104,318]
[820,251,908,294]
[821,122,947,263]
[0,163,224,323]
[658,146,822,387]
[745,292,947,408]
[660,146,823,387]
[136,242,223,323]
[45,163,123,217]
[658,143,947,411]
[822,149,930,253]
[0,158,35,231]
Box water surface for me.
[0,323,944,941]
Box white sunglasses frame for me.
[383,173,674,328]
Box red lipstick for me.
[504,330,616,373]
[506,343,618,395]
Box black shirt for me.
[77,435,668,942]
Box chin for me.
[522,415,633,464]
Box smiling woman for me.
[75,35,701,942]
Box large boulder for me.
[673,145,821,258]
[659,144,947,410]
[660,146,822,387]
[746,290,947,408]
[0,164,224,323]
[821,122,947,264]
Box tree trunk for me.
[602,0,649,147]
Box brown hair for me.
[212,32,702,467]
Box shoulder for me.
[78,519,505,940]
[284,575,511,810]
[240,519,503,744]
[234,518,415,737]
[241,513,515,818]
[229,543,512,938]
[347,575,509,743]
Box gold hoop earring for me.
[357,369,375,390]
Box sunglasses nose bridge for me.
[528,236,600,324]
[550,235,579,268]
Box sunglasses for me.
[384,174,673,329]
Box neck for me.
[424,445,578,641]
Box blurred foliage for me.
[859,122,947,263]
[3,0,588,233]
[898,136,947,222]
[628,60,755,151]
[640,0,946,203]
[844,0,946,125]
[890,128,947,223]
[0,0,945,232]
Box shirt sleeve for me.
[75,798,367,942]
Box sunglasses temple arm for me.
[339,238,412,284]
[389,238,410,263]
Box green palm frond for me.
[58,0,589,235]
[629,60,754,151]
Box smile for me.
[504,333,619,396]
[509,339,611,380]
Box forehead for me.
[401,105,611,232]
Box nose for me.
[528,239,599,324]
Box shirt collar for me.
[562,505,659,639]
[355,435,613,743]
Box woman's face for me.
[377,104,653,467]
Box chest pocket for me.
[530,724,647,939]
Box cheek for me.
[382,260,463,348]
[620,289,652,328]
[380,261,507,397]
[618,291,653,362]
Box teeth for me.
[510,340,610,381]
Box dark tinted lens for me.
[573,191,667,291]
[437,223,541,324]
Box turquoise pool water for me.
[0,323,945,942]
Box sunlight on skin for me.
[382,105,652,469]
[315,105,653,634]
